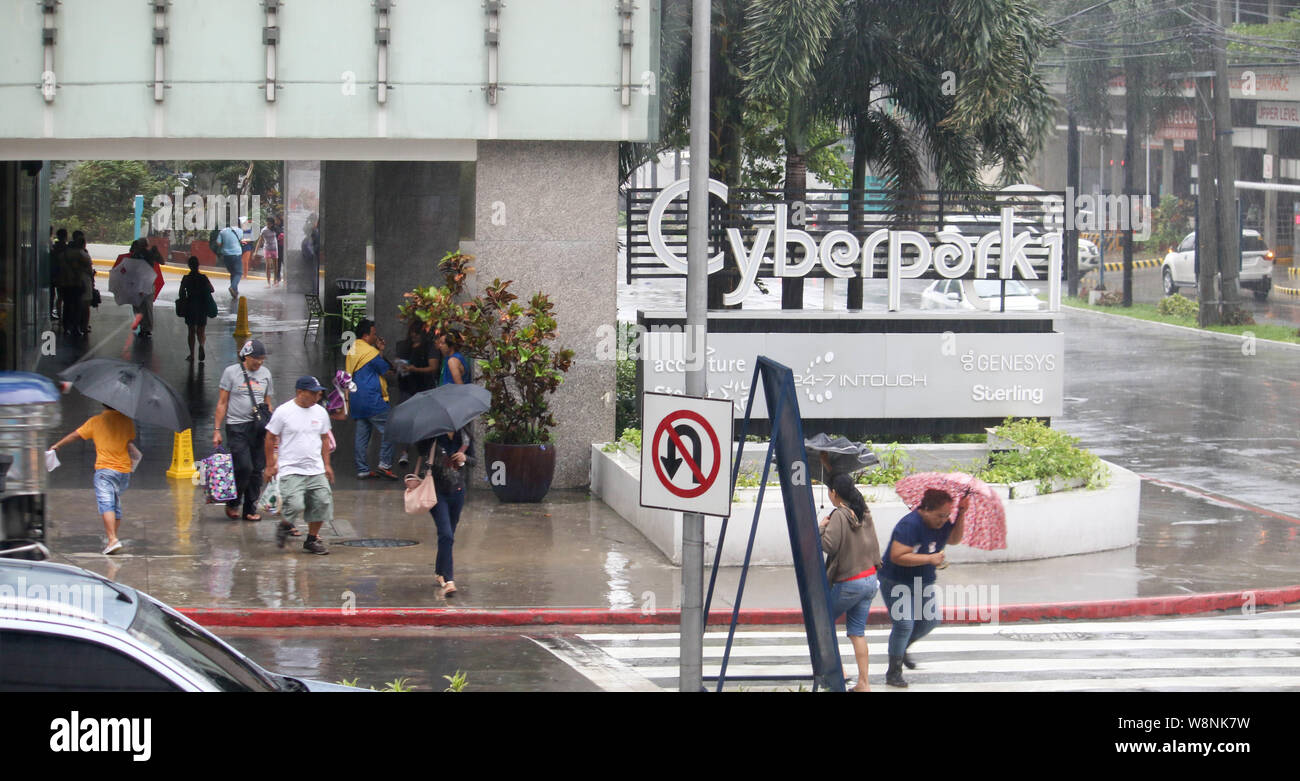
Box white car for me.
[1161,229,1274,300]
[0,558,363,692]
[920,278,1043,312]
[1076,238,1100,271]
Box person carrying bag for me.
[403,456,438,514]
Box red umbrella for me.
[894,472,1007,551]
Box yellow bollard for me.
[233,295,251,344]
[166,428,198,479]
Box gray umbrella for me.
[387,383,491,444]
[804,433,880,508]
[58,359,192,432]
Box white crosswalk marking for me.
[534,609,1300,691]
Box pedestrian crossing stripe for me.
[536,610,1300,691]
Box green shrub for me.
[978,418,1108,491]
[601,427,643,454]
[1156,293,1198,319]
[856,443,912,486]
[1141,194,1194,254]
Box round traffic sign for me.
[651,409,722,499]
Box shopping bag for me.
[199,449,237,503]
[44,449,60,472]
[128,443,143,472]
[258,475,282,516]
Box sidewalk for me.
[30,281,1300,625]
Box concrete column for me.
[1264,128,1279,250]
[319,161,373,312]
[283,160,321,295]
[1162,139,1174,199]
[461,141,617,489]
[372,162,466,336]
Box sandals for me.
[225,507,241,520]
[242,513,262,522]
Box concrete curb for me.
[1062,302,1300,350]
[1278,285,1300,297]
[1101,258,1161,272]
[179,584,1300,628]
[92,257,242,281]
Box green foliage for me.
[1156,293,1198,319]
[443,670,469,692]
[381,677,414,692]
[54,161,169,243]
[602,428,643,454]
[1229,10,1300,62]
[977,418,1108,491]
[855,443,911,486]
[1143,195,1194,254]
[615,324,640,434]
[400,253,574,445]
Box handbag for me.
[199,449,237,503]
[241,365,273,434]
[175,284,188,317]
[403,457,438,514]
[91,287,102,308]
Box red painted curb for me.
[180,584,1300,629]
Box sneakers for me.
[102,540,123,555]
[397,454,409,467]
[303,537,329,555]
[356,471,373,480]
[375,466,399,481]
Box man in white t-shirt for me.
[264,376,334,554]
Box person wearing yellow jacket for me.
[346,318,398,480]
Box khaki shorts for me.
[279,473,333,525]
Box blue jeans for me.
[222,253,242,294]
[353,412,395,474]
[829,574,879,637]
[93,468,130,518]
[879,574,941,658]
[430,487,465,582]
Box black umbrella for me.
[58,358,192,432]
[387,383,491,444]
[803,433,880,508]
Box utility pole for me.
[1066,110,1080,297]
[1194,70,1220,326]
[1212,0,1242,315]
[681,0,710,694]
[1122,55,1137,308]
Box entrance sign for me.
[642,178,1063,309]
[640,392,733,517]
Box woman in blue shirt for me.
[878,488,969,688]
[435,331,469,386]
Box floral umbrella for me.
[893,472,1007,551]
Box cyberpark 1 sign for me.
[645,178,1064,310]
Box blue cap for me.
[295,375,327,392]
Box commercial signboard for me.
[640,326,1064,420]
[1256,101,1300,128]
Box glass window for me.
[1178,233,1196,252]
[126,595,278,692]
[0,629,180,692]
[1240,234,1268,252]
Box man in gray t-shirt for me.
[213,340,276,520]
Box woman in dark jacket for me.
[820,473,882,691]
[179,256,215,362]
[418,425,470,596]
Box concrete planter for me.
[591,444,1140,566]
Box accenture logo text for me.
[50,711,152,762]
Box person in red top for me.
[113,238,165,337]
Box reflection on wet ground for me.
[29,272,1300,610]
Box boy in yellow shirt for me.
[50,405,136,555]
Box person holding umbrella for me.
[878,487,970,688]
[52,358,192,556]
[819,473,881,692]
[48,405,138,555]
[387,382,490,596]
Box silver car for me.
[0,558,360,692]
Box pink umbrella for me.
[894,472,1007,551]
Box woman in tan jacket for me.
[820,472,882,691]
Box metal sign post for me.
[681,0,711,693]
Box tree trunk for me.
[848,121,867,309]
[1066,110,1080,297]
[1195,75,1220,326]
[1122,59,1136,307]
[1213,0,1243,315]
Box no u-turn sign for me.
[640,392,734,517]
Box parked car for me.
[0,558,362,692]
[1161,229,1274,300]
[1076,237,1100,271]
[919,278,1043,312]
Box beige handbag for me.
[403,457,438,514]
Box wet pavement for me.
[24,267,1300,613]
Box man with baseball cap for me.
[214,339,274,521]
[264,375,335,554]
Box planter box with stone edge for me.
[591,443,1139,565]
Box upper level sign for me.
[640,392,734,518]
